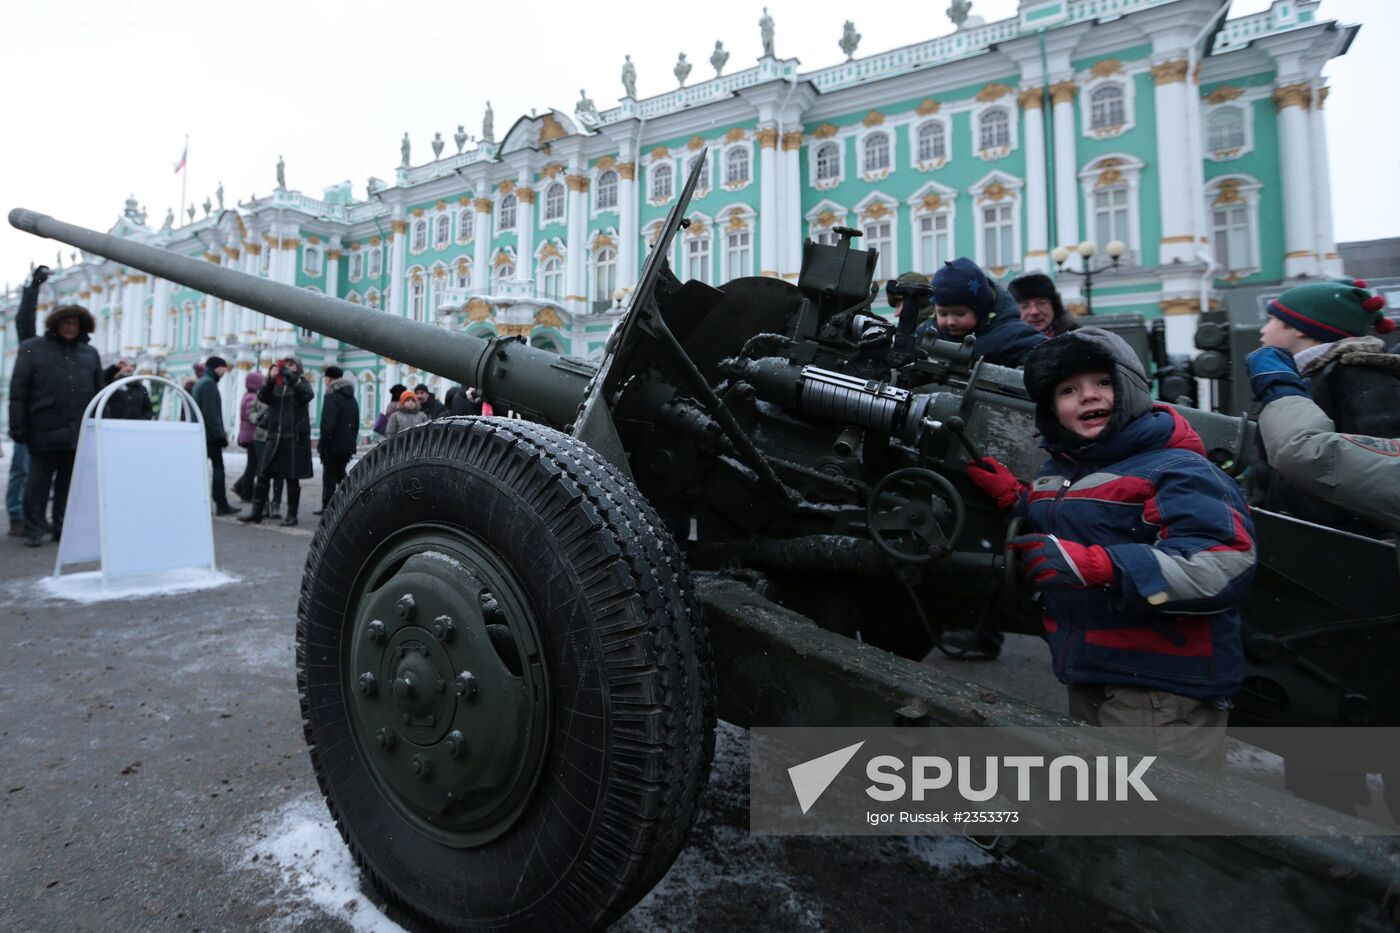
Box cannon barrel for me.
[8,207,594,426]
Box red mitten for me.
[967,457,1027,511]
[1008,534,1115,590]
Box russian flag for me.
[173,142,187,175]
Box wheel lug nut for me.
[374,726,396,749]
[392,673,417,699]
[445,730,466,758]
[366,620,386,643]
[410,754,432,778]
[432,615,455,642]
[397,594,417,621]
[356,672,377,696]
[454,671,478,698]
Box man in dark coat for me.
[192,356,239,516]
[1009,272,1078,338]
[8,302,104,546]
[6,265,47,536]
[917,258,1046,367]
[414,383,444,419]
[100,359,153,420]
[445,384,484,416]
[240,357,314,526]
[315,366,359,515]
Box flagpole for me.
[179,134,189,226]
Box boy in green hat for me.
[1254,278,1400,536]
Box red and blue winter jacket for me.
[1022,406,1255,701]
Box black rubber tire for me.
[296,417,716,931]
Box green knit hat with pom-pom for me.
[1267,277,1393,342]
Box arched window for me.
[434,215,450,248]
[494,260,514,284]
[917,122,946,163]
[544,182,565,221]
[725,147,750,186]
[368,247,382,278]
[1207,107,1246,152]
[367,288,381,309]
[412,220,427,251]
[347,291,361,304]
[1090,84,1126,130]
[303,247,322,277]
[651,162,673,201]
[815,142,840,181]
[594,247,617,302]
[349,251,363,280]
[863,132,890,172]
[541,256,563,300]
[596,170,618,210]
[979,108,1010,151]
[689,156,709,196]
[410,277,425,320]
[457,208,473,242]
[498,193,517,230]
[454,259,471,288]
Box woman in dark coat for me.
[239,356,314,526]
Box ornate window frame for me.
[407,265,427,321]
[858,128,893,181]
[542,181,566,224]
[367,245,382,279]
[970,100,1018,161]
[905,181,958,276]
[365,287,381,310]
[456,207,474,244]
[681,212,714,284]
[810,140,843,189]
[719,206,756,280]
[911,118,951,172]
[1205,174,1263,280]
[1203,102,1254,162]
[721,143,753,191]
[594,169,619,213]
[1081,76,1135,139]
[433,214,451,250]
[590,229,620,304]
[348,248,363,282]
[453,257,472,289]
[490,246,517,285]
[648,158,675,205]
[854,191,900,282]
[302,245,322,278]
[496,193,518,234]
[804,199,848,245]
[537,240,565,301]
[685,152,711,198]
[1078,153,1145,266]
[969,170,1024,276]
[411,219,428,254]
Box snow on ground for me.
[242,795,406,933]
[29,566,239,604]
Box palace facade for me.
[1,0,1356,439]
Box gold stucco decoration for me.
[1151,60,1189,85]
[539,114,566,143]
[1090,59,1124,78]
[1050,80,1077,104]
[1273,82,1312,111]
[921,193,943,212]
[781,131,804,150]
[565,175,590,192]
[915,98,940,115]
[535,307,563,329]
[815,210,836,228]
[617,161,636,180]
[540,163,565,179]
[593,234,616,249]
[539,243,562,259]
[1212,179,1243,206]
[1018,87,1044,110]
[516,186,536,204]
[473,198,493,213]
[757,127,779,149]
[976,83,1013,102]
[493,252,513,267]
[981,182,1009,203]
[725,127,747,142]
[651,146,670,160]
[725,211,749,232]
[411,207,425,217]
[595,155,617,171]
[465,297,492,322]
[1159,297,1199,316]
[862,110,886,127]
[862,201,891,220]
[812,123,839,139]
[1204,85,1244,105]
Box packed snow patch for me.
[243,796,405,933]
[35,567,239,604]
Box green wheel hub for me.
[347,530,549,847]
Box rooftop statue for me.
[216,181,224,210]
[432,132,444,160]
[759,7,775,57]
[400,132,411,168]
[674,52,692,88]
[187,203,196,223]
[840,21,861,60]
[621,55,637,98]
[483,102,495,143]
[276,155,286,191]
[576,89,599,128]
[948,0,973,28]
[454,124,468,154]
[710,40,729,76]
[202,197,212,217]
[162,208,174,231]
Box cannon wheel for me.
[296,417,715,931]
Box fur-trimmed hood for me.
[327,375,356,396]
[45,304,96,338]
[1299,335,1400,377]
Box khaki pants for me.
[1067,684,1228,769]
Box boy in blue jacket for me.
[968,328,1256,766]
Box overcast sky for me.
[0,0,1391,291]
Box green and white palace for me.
[1,0,1357,439]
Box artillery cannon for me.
[11,156,1400,931]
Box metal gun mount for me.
[10,152,1400,931]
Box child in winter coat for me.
[968,328,1256,767]
[384,390,430,437]
[916,258,1046,368]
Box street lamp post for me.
[1051,239,1127,316]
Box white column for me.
[618,161,639,288]
[758,125,779,277]
[516,184,536,289]
[1151,59,1196,265]
[1021,88,1050,273]
[1310,86,1341,276]
[120,273,149,358]
[239,245,259,355]
[565,175,589,312]
[323,242,342,357]
[780,131,803,278]
[218,246,238,343]
[149,277,170,357]
[1275,82,1319,278]
[388,219,408,317]
[1050,81,1080,261]
[471,198,492,290]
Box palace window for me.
[594,247,617,301]
[454,260,471,288]
[596,170,618,210]
[979,108,1010,151]
[685,236,711,284]
[367,289,381,309]
[457,208,473,243]
[410,278,425,321]
[498,194,517,231]
[916,213,951,274]
[690,155,709,196]
[982,203,1015,269]
[544,183,565,222]
[724,227,752,279]
[303,247,322,278]
[1089,84,1126,130]
[494,260,515,284]
[917,122,946,164]
[862,219,893,282]
[1213,204,1252,271]
[541,256,563,300]
[435,215,450,249]
[651,162,673,201]
[863,132,891,173]
[368,247,382,278]
[725,148,750,187]
[412,220,427,252]
[1092,185,1131,258]
[349,251,363,280]
[1207,107,1246,153]
[815,142,840,182]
